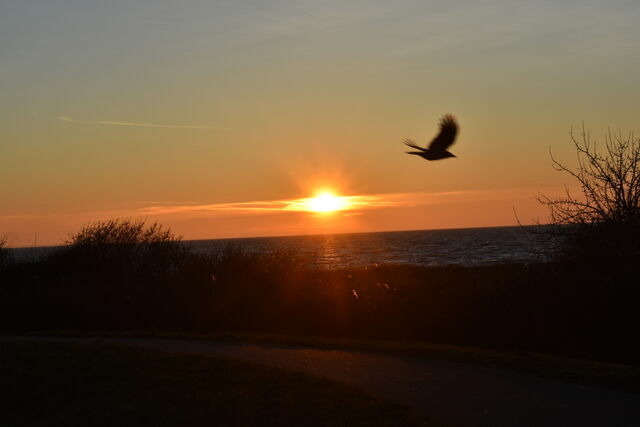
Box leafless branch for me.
[539,125,640,260]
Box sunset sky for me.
[2,1,639,246]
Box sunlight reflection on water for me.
[191,226,553,269]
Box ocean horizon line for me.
[7,223,543,250]
[186,224,543,243]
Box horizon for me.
[2,1,639,247]
[7,222,539,250]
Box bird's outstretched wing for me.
[403,138,427,151]
[427,115,458,152]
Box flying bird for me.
[404,114,459,161]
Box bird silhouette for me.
[404,114,458,160]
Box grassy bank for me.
[0,340,431,427]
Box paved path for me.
[11,337,640,427]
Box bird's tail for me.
[403,139,426,151]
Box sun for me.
[305,190,349,213]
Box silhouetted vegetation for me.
[0,234,10,270]
[2,218,639,364]
[57,218,194,280]
[539,126,640,264]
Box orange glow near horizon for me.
[0,186,562,247]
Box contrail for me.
[58,116,219,130]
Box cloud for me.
[133,191,476,218]
[129,186,565,219]
[3,187,560,227]
[144,195,400,216]
[58,116,219,130]
[138,200,292,216]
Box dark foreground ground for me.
[0,340,430,427]
[5,337,640,427]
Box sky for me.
[1,0,639,246]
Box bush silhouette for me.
[0,234,10,269]
[539,126,640,265]
[56,219,189,280]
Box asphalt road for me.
[10,337,640,427]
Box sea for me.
[9,226,553,269]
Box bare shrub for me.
[539,125,640,263]
[0,234,10,268]
[61,219,189,280]
[69,219,177,247]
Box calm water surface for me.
[189,226,552,269]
